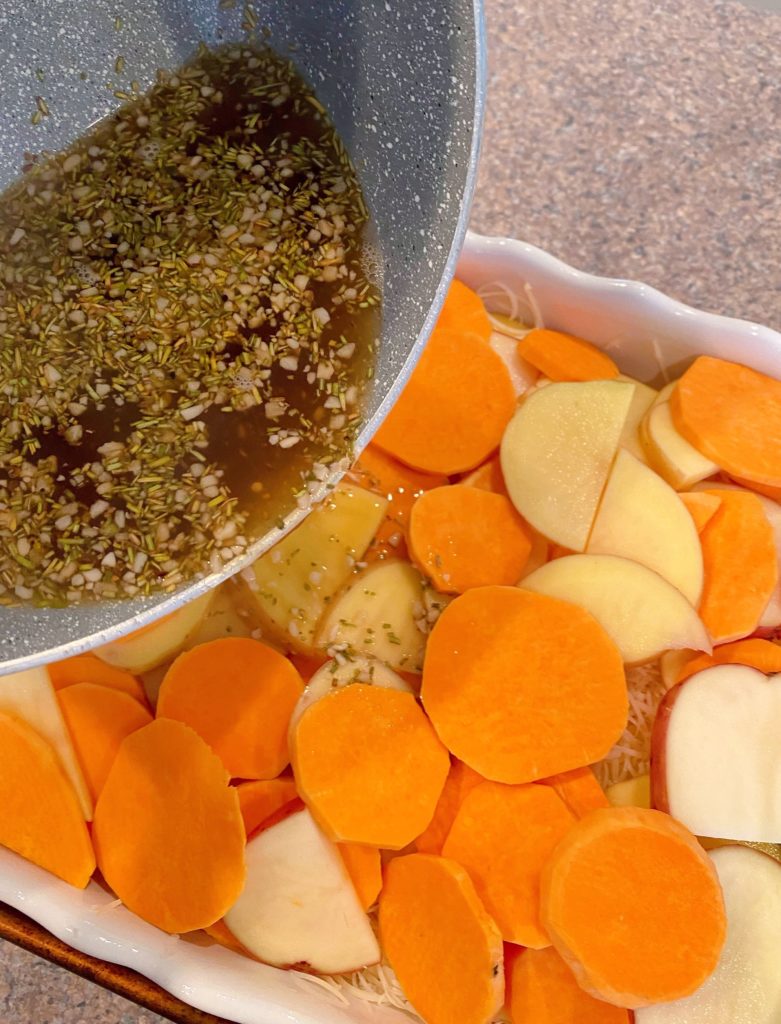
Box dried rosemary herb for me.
[0,45,379,606]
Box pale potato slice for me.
[422,583,453,629]
[0,667,92,819]
[289,655,414,732]
[501,380,634,550]
[659,648,695,690]
[587,448,704,605]
[654,665,781,843]
[522,553,710,664]
[316,560,427,673]
[606,774,650,809]
[616,374,657,462]
[182,582,255,649]
[95,591,213,673]
[224,808,380,974]
[641,401,719,490]
[245,485,388,654]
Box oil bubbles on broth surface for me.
[0,44,380,606]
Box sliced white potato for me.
[616,375,657,462]
[488,330,539,397]
[0,667,91,819]
[316,560,427,673]
[653,664,781,842]
[95,591,213,673]
[636,845,781,1024]
[289,655,413,732]
[606,774,650,808]
[501,380,634,550]
[224,807,380,974]
[641,401,719,490]
[659,648,695,690]
[422,583,453,629]
[522,553,710,664]
[245,485,388,653]
[181,582,254,649]
[587,448,704,605]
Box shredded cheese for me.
[594,660,666,790]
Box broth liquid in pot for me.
[0,45,379,606]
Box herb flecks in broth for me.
[0,45,378,606]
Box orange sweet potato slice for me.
[157,637,304,780]
[291,685,449,849]
[421,587,627,783]
[541,807,726,1008]
[541,766,609,818]
[509,946,632,1023]
[409,485,532,593]
[379,854,504,1024]
[517,328,619,382]
[415,759,484,854]
[442,781,575,947]
[235,778,299,837]
[698,488,778,643]
[680,491,722,534]
[0,711,95,888]
[676,637,781,682]
[92,719,246,933]
[350,443,448,561]
[671,356,781,487]
[436,279,492,343]
[48,654,147,706]
[339,843,382,910]
[58,683,152,802]
[373,327,516,475]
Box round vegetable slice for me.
[409,485,532,593]
[47,654,147,706]
[540,807,726,1008]
[291,685,449,849]
[93,718,245,933]
[435,279,492,342]
[697,489,777,644]
[671,355,781,487]
[0,711,95,888]
[421,586,627,783]
[379,854,504,1024]
[58,683,152,801]
[289,655,413,734]
[442,781,575,947]
[157,637,304,780]
[373,327,515,475]
[415,759,484,855]
[517,328,619,382]
[235,777,299,837]
[509,946,631,1023]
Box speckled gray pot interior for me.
[0,0,485,672]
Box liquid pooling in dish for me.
[0,44,379,606]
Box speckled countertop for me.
[2,0,781,1020]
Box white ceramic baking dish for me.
[3,229,781,1024]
